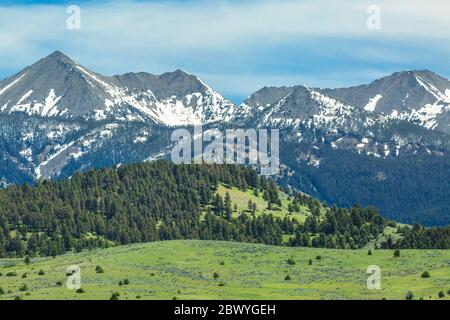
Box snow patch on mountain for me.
[17,90,33,104]
[42,89,63,116]
[20,148,33,162]
[75,65,237,126]
[35,140,76,179]
[70,148,84,160]
[76,66,112,90]
[153,96,204,126]
[47,124,78,139]
[309,90,355,127]
[364,94,382,112]
[1,102,8,112]
[406,102,447,130]
[9,89,65,117]
[133,136,148,144]
[146,150,168,162]
[0,73,26,96]
[446,89,450,101]
[415,74,450,102]
[389,99,450,131]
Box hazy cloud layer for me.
[0,0,449,102]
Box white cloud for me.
[0,0,449,98]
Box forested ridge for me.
[0,161,448,258]
[281,141,450,226]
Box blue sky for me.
[0,0,449,103]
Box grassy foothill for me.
[0,240,449,300]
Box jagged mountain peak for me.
[28,50,85,77]
[1,52,449,132]
[1,58,450,227]
[364,69,449,94]
[42,50,75,63]
[240,69,450,134]
[319,69,450,132]
[243,86,294,108]
[0,52,237,126]
[158,69,209,92]
[395,69,448,80]
[165,68,192,78]
[0,50,109,118]
[112,68,210,99]
[324,69,450,105]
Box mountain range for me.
[0,51,449,226]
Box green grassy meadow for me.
[216,184,311,223]
[0,240,449,300]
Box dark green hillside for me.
[281,140,450,226]
[0,161,449,258]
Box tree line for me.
[0,161,448,258]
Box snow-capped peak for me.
[0,51,239,127]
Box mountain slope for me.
[0,51,237,126]
[0,51,449,226]
[0,51,114,119]
[242,70,450,134]
[321,70,450,133]
[0,51,239,181]
[241,83,450,160]
[237,78,450,226]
